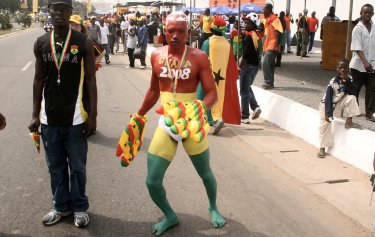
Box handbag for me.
[133,45,144,59]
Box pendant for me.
[57,73,60,86]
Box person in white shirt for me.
[126,19,137,68]
[121,18,130,53]
[349,4,375,122]
[99,19,110,64]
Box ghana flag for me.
[204,36,241,125]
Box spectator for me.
[284,10,294,53]
[126,18,137,68]
[87,17,101,44]
[199,8,214,48]
[317,59,361,158]
[230,20,242,60]
[296,9,309,57]
[349,4,375,122]
[29,0,97,227]
[120,17,129,53]
[99,19,110,64]
[320,6,340,40]
[308,11,319,52]
[261,3,283,89]
[275,11,286,67]
[108,18,116,54]
[137,18,148,69]
[115,19,122,53]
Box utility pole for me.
[332,0,336,8]
[286,0,291,12]
[345,0,353,59]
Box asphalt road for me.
[0,28,373,237]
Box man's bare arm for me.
[137,54,161,116]
[198,53,217,109]
[356,50,374,72]
[84,37,98,136]
[28,41,44,132]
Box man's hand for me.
[0,113,6,130]
[364,61,374,73]
[84,116,97,137]
[28,117,40,133]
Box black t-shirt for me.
[242,32,259,66]
[37,30,89,126]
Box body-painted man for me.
[131,12,225,236]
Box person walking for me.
[108,18,116,54]
[126,18,137,68]
[99,19,110,64]
[28,0,97,227]
[308,11,319,52]
[349,4,375,122]
[239,13,262,124]
[262,3,283,89]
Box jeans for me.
[263,50,277,86]
[128,47,135,67]
[351,68,375,117]
[102,44,110,61]
[41,124,89,212]
[115,35,121,52]
[139,44,147,66]
[122,33,127,53]
[308,31,315,51]
[240,64,259,119]
[108,35,115,54]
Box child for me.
[318,59,361,158]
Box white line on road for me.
[21,61,32,72]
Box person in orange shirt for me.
[308,11,319,52]
[284,10,294,53]
[262,3,283,89]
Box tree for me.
[72,0,95,17]
[26,0,48,12]
[0,0,21,13]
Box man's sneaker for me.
[252,107,262,120]
[74,212,89,228]
[213,119,224,135]
[105,60,110,64]
[241,118,250,124]
[261,83,274,90]
[42,209,72,226]
[139,65,146,69]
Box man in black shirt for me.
[238,13,262,124]
[28,0,97,228]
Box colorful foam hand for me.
[155,100,210,143]
[116,113,147,167]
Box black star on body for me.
[213,69,225,85]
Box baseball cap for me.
[48,0,72,7]
[69,15,81,25]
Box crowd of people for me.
[11,0,373,234]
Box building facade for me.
[209,0,266,8]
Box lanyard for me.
[165,45,188,97]
[50,28,72,86]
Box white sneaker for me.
[213,119,224,135]
[42,209,72,226]
[74,212,89,228]
[139,65,146,69]
[241,118,250,124]
[252,107,262,120]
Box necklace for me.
[165,45,188,98]
[50,29,72,86]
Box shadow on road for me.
[87,130,151,150]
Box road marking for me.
[21,61,32,71]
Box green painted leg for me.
[146,153,179,236]
[189,149,226,228]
